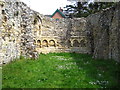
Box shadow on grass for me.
[69,52,120,88]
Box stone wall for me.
[0,0,120,64]
[37,2,120,62]
[86,2,120,62]
[0,0,39,64]
[34,16,90,54]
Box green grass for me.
[0,66,2,89]
[2,53,120,88]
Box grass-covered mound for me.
[2,53,120,88]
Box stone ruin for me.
[0,0,120,64]
[0,0,39,64]
[87,3,120,61]
[35,16,90,54]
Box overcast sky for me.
[20,0,73,15]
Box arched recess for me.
[42,40,48,47]
[37,40,41,48]
[33,16,42,29]
[33,15,42,35]
[73,40,79,47]
[1,3,4,7]
[33,40,36,45]
[67,40,71,48]
[49,40,55,47]
[2,10,5,15]
[34,16,41,24]
[80,39,86,47]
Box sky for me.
[20,0,73,15]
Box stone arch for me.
[73,40,79,47]
[42,40,48,47]
[1,3,4,7]
[37,40,41,48]
[36,15,42,23]
[2,10,5,15]
[67,40,71,48]
[80,39,86,47]
[49,40,55,47]
[33,15,42,36]
[33,15,42,26]
[16,2,19,6]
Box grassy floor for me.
[2,53,120,88]
[0,66,2,89]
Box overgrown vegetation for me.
[2,53,120,88]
